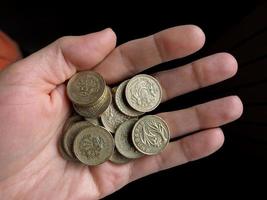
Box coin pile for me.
[59,71,170,165]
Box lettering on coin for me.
[132,115,170,155]
[126,74,162,112]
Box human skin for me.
[0,26,243,200]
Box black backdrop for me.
[1,1,267,198]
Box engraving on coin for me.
[63,121,94,159]
[115,119,143,159]
[109,147,131,164]
[132,115,170,155]
[101,99,131,133]
[115,80,144,117]
[67,71,105,105]
[79,135,103,158]
[73,126,114,165]
[125,74,162,112]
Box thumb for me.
[1,28,116,92]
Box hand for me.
[0,26,243,200]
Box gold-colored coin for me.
[85,117,102,126]
[125,74,162,112]
[58,139,75,161]
[60,115,83,161]
[62,71,167,165]
[115,80,144,117]
[100,98,131,133]
[111,86,118,94]
[115,119,143,159]
[67,71,106,105]
[73,86,112,118]
[73,126,114,165]
[132,115,170,155]
[109,147,132,165]
[62,115,83,134]
[63,121,94,159]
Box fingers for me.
[1,29,116,92]
[155,53,238,102]
[94,25,205,83]
[128,95,242,182]
[158,96,243,139]
[129,128,224,181]
[59,29,116,70]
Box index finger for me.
[94,25,205,84]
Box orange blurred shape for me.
[0,31,22,69]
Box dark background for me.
[1,1,267,198]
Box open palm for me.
[0,26,243,200]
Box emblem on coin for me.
[132,115,170,155]
[73,126,114,165]
[63,121,94,159]
[125,74,162,112]
[67,71,105,105]
[101,99,131,133]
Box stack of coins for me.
[59,71,170,165]
[67,71,112,118]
